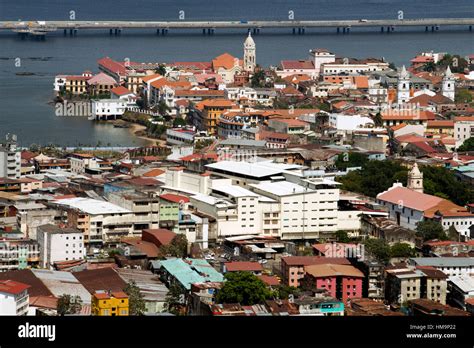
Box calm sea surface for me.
[0,0,473,146]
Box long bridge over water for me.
[1,18,474,37]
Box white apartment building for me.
[190,184,280,239]
[0,134,21,179]
[0,280,29,316]
[328,113,375,132]
[224,87,276,107]
[454,117,474,148]
[249,181,339,240]
[37,224,85,269]
[322,61,389,75]
[90,97,137,120]
[166,128,195,146]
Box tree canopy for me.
[163,282,187,315]
[338,160,473,206]
[159,234,188,258]
[338,160,407,198]
[124,280,146,316]
[416,220,447,242]
[335,152,369,170]
[216,272,272,305]
[57,294,82,316]
[364,238,391,264]
[458,137,474,152]
[390,242,416,258]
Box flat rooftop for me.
[205,160,302,179]
[410,257,474,268]
[250,181,315,196]
[212,184,259,198]
[53,197,131,215]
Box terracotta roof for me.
[225,261,263,272]
[175,89,225,97]
[304,264,364,278]
[29,295,58,309]
[454,116,474,122]
[281,60,314,70]
[111,86,133,96]
[142,228,176,247]
[271,118,308,127]
[97,57,131,76]
[212,53,240,70]
[382,110,436,121]
[160,193,190,203]
[258,275,281,286]
[195,98,236,109]
[426,120,454,128]
[142,168,165,177]
[282,256,351,267]
[0,280,30,295]
[123,238,159,258]
[141,74,162,83]
[377,186,443,212]
[390,123,408,131]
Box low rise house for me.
[223,261,263,275]
[92,290,129,316]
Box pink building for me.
[281,256,351,287]
[303,264,364,303]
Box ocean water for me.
[0,0,473,146]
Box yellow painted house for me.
[92,291,129,316]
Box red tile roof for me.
[225,261,263,272]
[160,193,190,203]
[111,86,133,96]
[281,60,314,70]
[0,280,30,295]
[377,186,443,212]
[142,228,176,247]
[282,256,351,266]
[258,275,281,286]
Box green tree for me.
[364,238,391,264]
[173,116,187,127]
[390,243,416,258]
[155,100,171,116]
[458,137,474,152]
[423,61,436,72]
[421,166,473,206]
[338,160,408,198]
[335,230,351,243]
[335,152,369,170]
[154,64,167,76]
[57,294,82,316]
[160,234,188,258]
[416,220,447,242]
[250,69,266,88]
[275,285,301,300]
[373,112,383,127]
[124,280,146,316]
[455,89,473,104]
[216,272,272,305]
[163,283,187,315]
